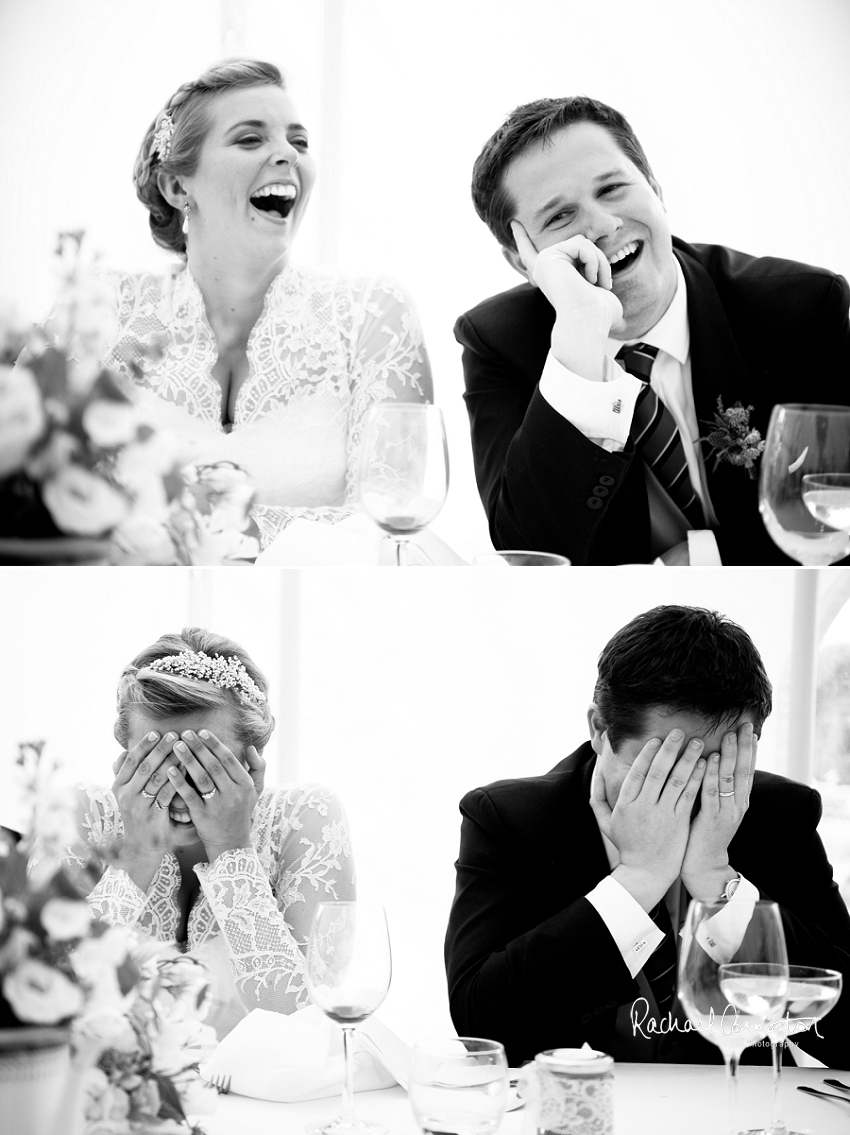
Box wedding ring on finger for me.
[200,788,217,800]
[718,791,735,797]
[141,790,158,800]
[155,800,168,810]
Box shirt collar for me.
[607,256,689,365]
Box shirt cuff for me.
[586,875,664,979]
[694,873,760,964]
[687,529,722,566]
[539,352,642,450]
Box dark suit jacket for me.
[445,743,850,1068]
[456,239,850,565]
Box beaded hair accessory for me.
[147,650,266,706]
[151,110,175,162]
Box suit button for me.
[587,497,603,509]
[592,485,609,497]
[598,475,615,486]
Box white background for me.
[1,0,848,556]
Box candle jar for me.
[518,1047,613,1135]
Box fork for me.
[823,1078,850,1094]
[796,1085,850,1105]
[208,1073,231,1095]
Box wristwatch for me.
[720,873,742,902]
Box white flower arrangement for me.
[74,948,218,1134]
[0,742,218,1133]
[0,233,260,564]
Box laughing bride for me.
[106,58,431,547]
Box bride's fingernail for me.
[174,741,187,754]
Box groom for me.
[444,606,850,1067]
[456,97,850,565]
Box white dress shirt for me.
[538,260,722,565]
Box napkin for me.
[255,514,383,566]
[201,1007,411,1102]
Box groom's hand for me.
[591,729,707,911]
[681,722,756,902]
[511,221,624,381]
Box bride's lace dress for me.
[101,263,431,546]
[60,783,355,1038]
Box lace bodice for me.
[63,783,355,1037]
[100,263,431,545]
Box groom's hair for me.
[471,96,654,251]
[593,606,773,749]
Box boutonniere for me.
[702,397,765,479]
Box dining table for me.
[198,1063,850,1134]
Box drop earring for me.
[182,202,190,235]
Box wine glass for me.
[759,404,850,564]
[678,900,788,1135]
[305,902,392,1135]
[409,1037,509,1135]
[357,404,449,566]
[746,965,842,1135]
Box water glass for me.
[409,1037,508,1135]
[759,404,850,564]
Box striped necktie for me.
[643,901,678,1019]
[616,343,704,529]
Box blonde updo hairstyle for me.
[133,59,285,256]
[115,627,275,753]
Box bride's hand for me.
[111,730,179,885]
[166,730,257,863]
[244,745,266,801]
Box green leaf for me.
[153,1071,188,1122]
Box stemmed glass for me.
[409,1037,509,1135]
[678,900,789,1135]
[759,404,850,564]
[744,965,842,1135]
[357,404,449,566]
[305,902,392,1135]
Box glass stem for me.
[725,1050,740,1135]
[393,537,408,567]
[769,1038,786,1135]
[340,1026,357,1124]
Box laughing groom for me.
[444,606,850,1066]
[456,97,850,565]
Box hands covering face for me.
[112,729,266,864]
[590,722,756,907]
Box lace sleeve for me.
[194,784,356,1015]
[345,277,433,502]
[33,784,181,941]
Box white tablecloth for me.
[199,1063,849,1134]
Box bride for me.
[56,627,355,1039]
[107,58,432,546]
